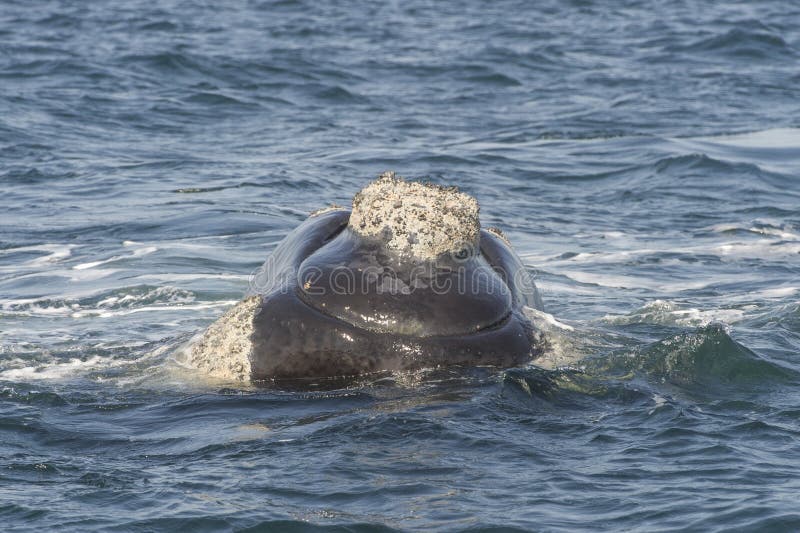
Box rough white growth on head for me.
[187,295,259,381]
[310,203,346,217]
[486,226,511,246]
[349,171,480,260]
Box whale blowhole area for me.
[349,171,480,261]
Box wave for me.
[652,152,757,175]
[0,334,183,385]
[119,52,209,77]
[0,383,68,407]
[138,20,178,32]
[525,151,793,203]
[672,28,796,60]
[601,300,747,327]
[675,128,800,175]
[0,58,112,80]
[692,127,800,150]
[182,92,258,108]
[0,167,79,184]
[641,152,793,196]
[0,285,226,319]
[588,324,798,393]
[704,219,800,240]
[0,348,159,383]
[0,354,118,381]
[0,243,77,269]
[463,71,522,87]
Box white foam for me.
[1,287,228,318]
[95,286,195,309]
[124,238,232,251]
[707,223,742,233]
[558,270,712,292]
[673,128,800,173]
[530,230,799,269]
[0,354,132,381]
[648,394,669,415]
[73,246,158,270]
[749,286,798,299]
[127,273,249,282]
[528,248,661,266]
[533,279,603,296]
[522,306,589,370]
[712,240,800,259]
[723,286,799,303]
[70,301,237,319]
[0,342,165,382]
[523,306,574,331]
[0,244,78,271]
[703,219,800,241]
[600,299,748,327]
[1,298,79,317]
[694,128,800,149]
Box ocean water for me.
[2,0,800,530]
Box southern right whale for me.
[188,172,545,382]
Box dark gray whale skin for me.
[249,209,544,380]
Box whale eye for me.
[453,247,470,260]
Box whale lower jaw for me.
[248,291,539,382]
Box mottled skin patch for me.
[187,295,259,381]
[486,226,511,246]
[310,203,346,218]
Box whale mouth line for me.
[292,286,514,339]
[250,368,397,388]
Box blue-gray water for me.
[2,1,800,530]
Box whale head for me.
[189,172,543,382]
[295,172,514,338]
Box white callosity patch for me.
[486,226,511,245]
[349,171,480,260]
[309,203,346,217]
[187,295,260,381]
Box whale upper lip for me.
[293,285,514,339]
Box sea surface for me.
[2,1,800,531]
